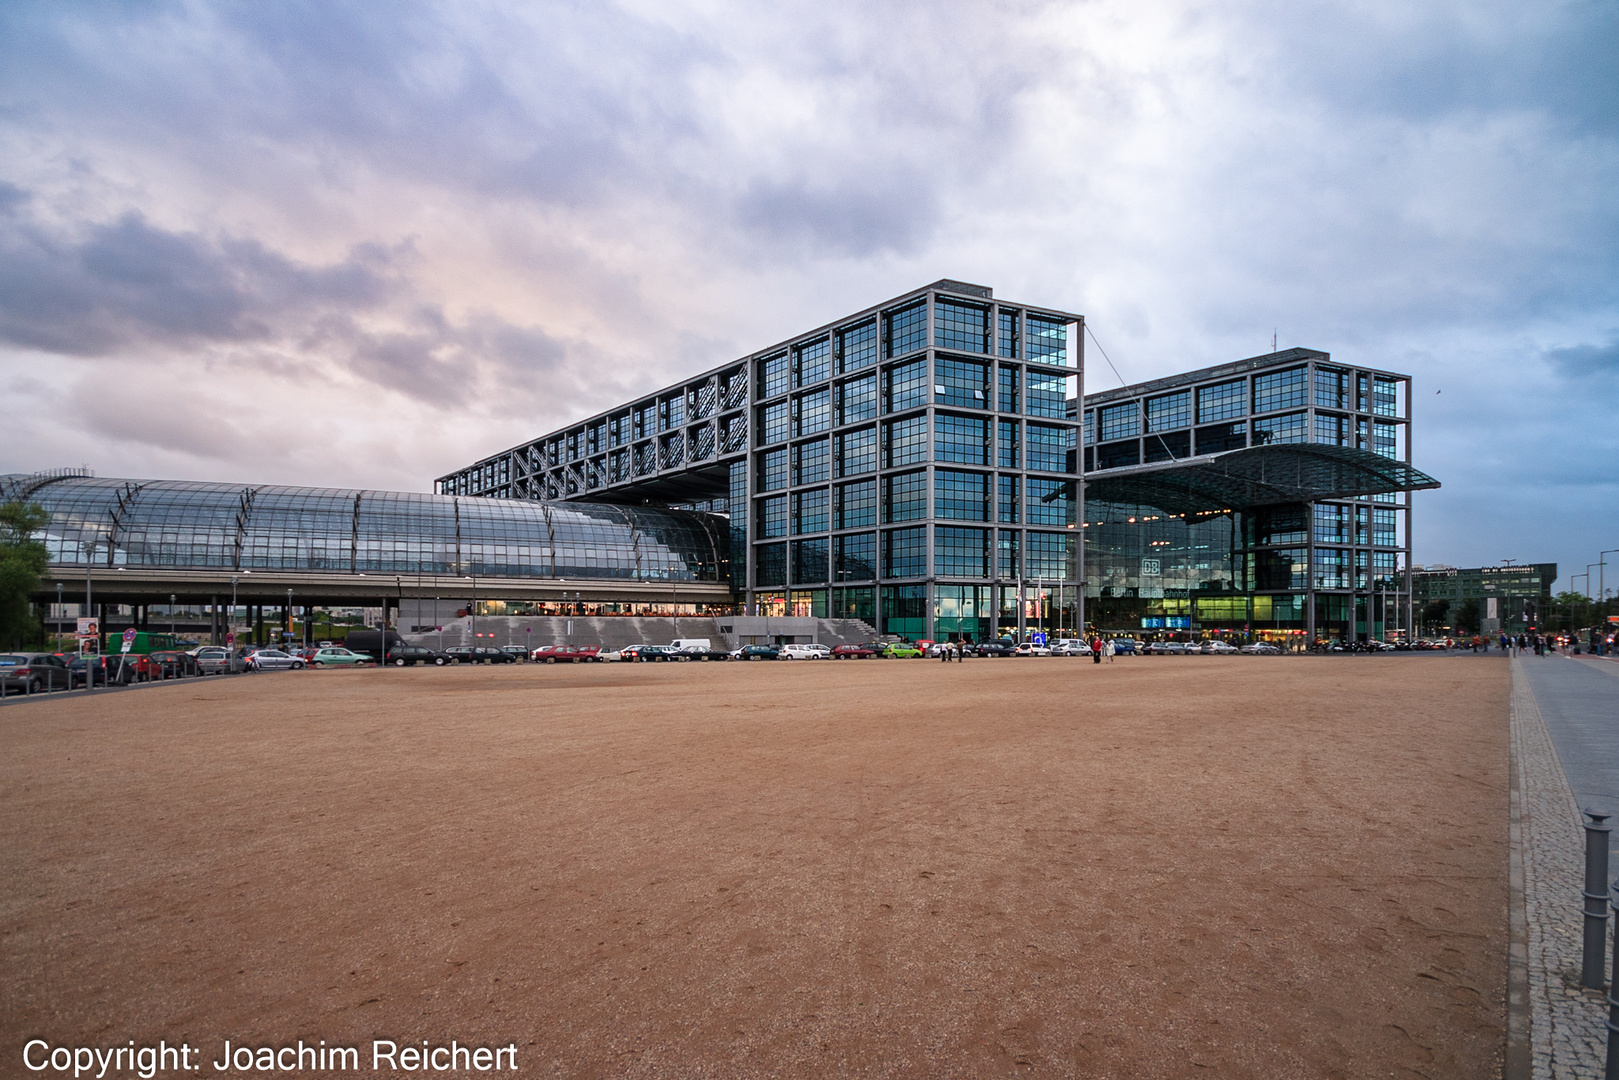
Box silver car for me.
[189,646,233,675]
[245,649,305,671]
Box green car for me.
[879,642,924,659]
[308,647,370,667]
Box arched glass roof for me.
[0,474,727,582]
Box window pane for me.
[997,310,1019,358]
[838,374,877,425]
[997,366,1019,413]
[792,488,828,534]
[883,470,928,523]
[935,356,989,408]
[934,413,989,465]
[1145,391,1190,432]
[758,352,789,399]
[791,537,828,584]
[934,298,989,353]
[836,426,877,476]
[1025,477,1074,525]
[1251,411,1307,445]
[934,526,989,577]
[1026,371,1071,419]
[1099,402,1139,441]
[836,480,876,529]
[885,358,928,412]
[757,448,787,491]
[834,532,876,581]
[1026,315,1068,366]
[882,527,927,578]
[884,302,927,358]
[793,438,830,485]
[1026,422,1073,471]
[793,388,830,437]
[1197,380,1246,423]
[1253,367,1307,413]
[838,319,877,373]
[934,469,988,521]
[883,415,928,468]
[794,338,831,388]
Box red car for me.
[531,645,601,664]
[830,644,876,659]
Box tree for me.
[1420,599,1451,635]
[0,500,50,649]
[1451,597,1481,635]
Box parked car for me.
[675,644,732,661]
[1050,640,1093,657]
[146,650,200,679]
[1013,642,1052,657]
[308,647,369,667]
[972,640,1017,658]
[780,643,832,660]
[67,654,134,687]
[830,644,877,659]
[189,646,233,675]
[1108,638,1140,655]
[385,644,454,666]
[1240,642,1283,655]
[500,645,530,662]
[245,648,304,671]
[0,653,73,694]
[1147,641,1195,655]
[878,642,924,659]
[445,646,518,664]
[731,645,781,661]
[597,647,626,662]
[1200,640,1240,654]
[532,645,601,663]
[628,644,685,662]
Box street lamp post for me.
[170,594,177,640]
[55,582,63,645]
[1599,549,1619,611]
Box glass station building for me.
[440,281,1086,641]
[440,281,1439,644]
[6,471,732,642]
[1081,350,1434,644]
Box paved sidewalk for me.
[1512,656,1615,1079]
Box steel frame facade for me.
[1083,348,1420,642]
[437,281,1086,640]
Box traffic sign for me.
[122,628,136,643]
[226,631,235,645]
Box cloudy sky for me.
[1,0,1615,590]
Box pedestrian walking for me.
[1104,638,1115,663]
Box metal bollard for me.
[1586,811,1613,991]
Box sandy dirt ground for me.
[1,656,1508,1079]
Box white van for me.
[669,638,712,651]
[780,643,831,660]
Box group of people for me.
[1472,633,1594,656]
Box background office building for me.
[442,284,1438,643]
[1411,563,1557,635]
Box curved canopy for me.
[0,473,727,582]
[1079,444,1439,516]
